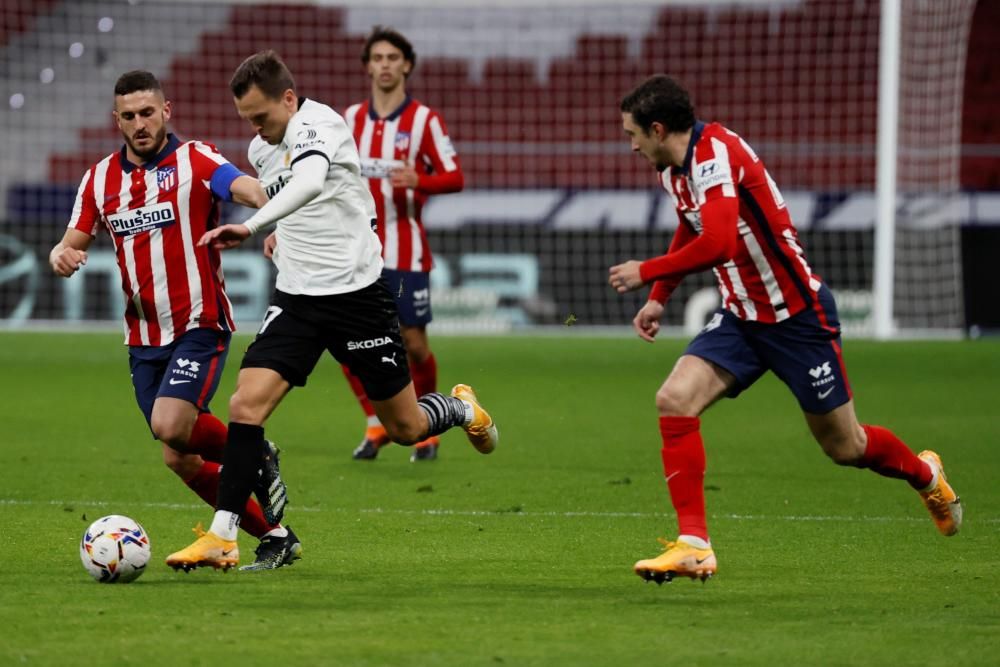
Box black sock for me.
[217,422,265,514]
[417,393,468,437]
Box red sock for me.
[183,461,275,538]
[188,412,227,463]
[410,353,437,398]
[659,416,708,541]
[342,364,376,418]
[858,425,933,489]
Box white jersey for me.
[248,98,383,295]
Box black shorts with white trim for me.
[241,280,411,401]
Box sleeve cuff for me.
[639,258,664,284]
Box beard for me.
[124,125,167,160]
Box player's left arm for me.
[229,175,267,208]
[391,112,464,194]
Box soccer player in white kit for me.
[166,51,498,571]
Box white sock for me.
[210,510,240,541]
[263,526,288,539]
[678,534,711,549]
[366,415,382,428]
[920,463,940,493]
[460,400,475,426]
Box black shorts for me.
[241,281,410,401]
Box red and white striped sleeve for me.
[417,110,464,194]
[67,167,100,236]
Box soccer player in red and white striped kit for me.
[49,71,299,571]
[341,27,465,462]
[608,75,962,584]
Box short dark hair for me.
[620,75,695,135]
[230,50,296,99]
[114,70,162,97]
[361,26,416,71]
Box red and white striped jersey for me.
[67,135,236,346]
[654,122,822,323]
[343,95,464,272]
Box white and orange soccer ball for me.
[79,515,151,583]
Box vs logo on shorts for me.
[169,358,201,385]
[157,166,177,193]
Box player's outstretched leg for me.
[165,523,239,572]
[450,384,498,454]
[254,439,288,525]
[239,526,303,572]
[410,386,497,453]
[917,450,962,536]
[633,537,717,584]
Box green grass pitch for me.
[1,331,998,666]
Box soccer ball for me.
[79,515,151,583]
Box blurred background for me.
[1,0,997,336]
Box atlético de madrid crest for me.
[157,166,177,193]
[394,131,410,154]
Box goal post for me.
[877,0,978,338]
[874,0,901,339]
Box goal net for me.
[0,0,982,336]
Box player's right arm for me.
[632,222,695,342]
[647,221,696,304]
[52,168,101,277]
[49,228,92,278]
[198,154,327,248]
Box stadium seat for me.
[29,0,999,192]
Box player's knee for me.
[383,419,423,446]
[655,384,696,416]
[818,430,866,466]
[228,391,263,425]
[151,416,189,450]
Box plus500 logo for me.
[107,202,176,237]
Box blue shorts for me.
[128,328,231,433]
[684,284,852,414]
[382,268,431,327]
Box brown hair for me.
[114,70,162,97]
[361,26,416,73]
[620,75,695,134]
[230,50,296,99]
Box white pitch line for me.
[3,498,996,524]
